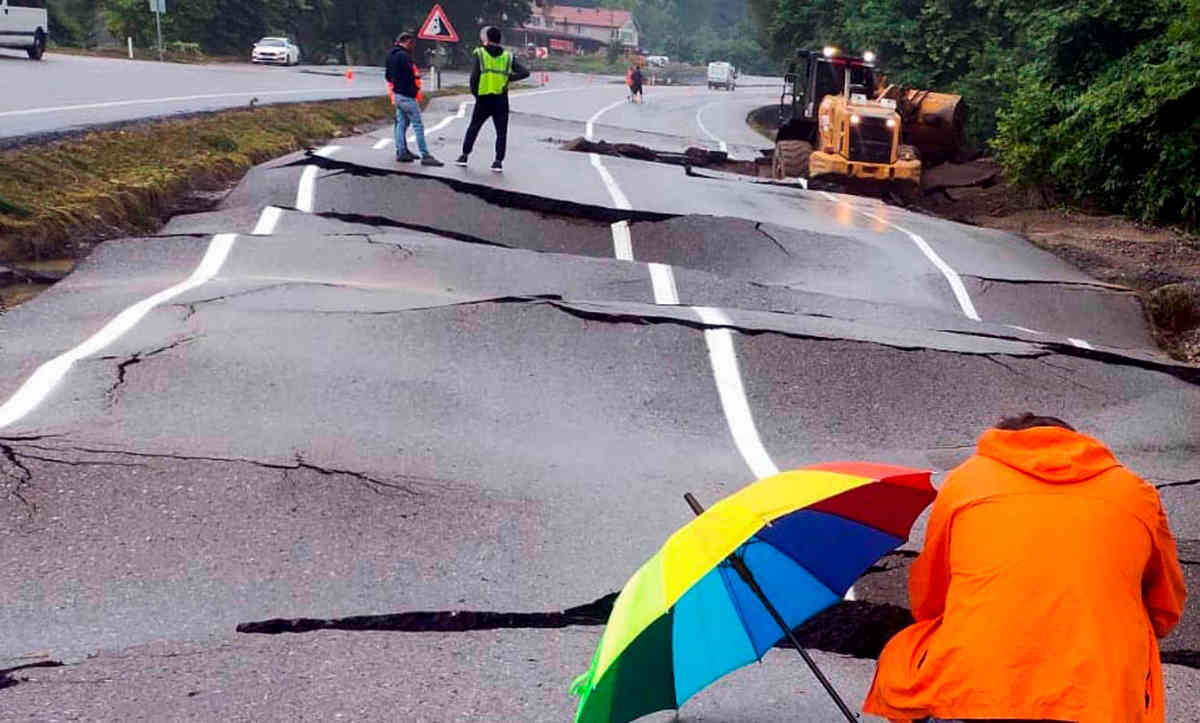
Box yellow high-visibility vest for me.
[476,47,513,95]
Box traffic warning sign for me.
[418,4,459,42]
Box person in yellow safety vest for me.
[455,26,530,172]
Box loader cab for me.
[779,48,878,143]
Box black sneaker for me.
[421,155,444,167]
[454,154,469,166]
[396,150,418,163]
[490,160,503,173]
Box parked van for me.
[707,61,736,91]
[0,0,49,60]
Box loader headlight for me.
[863,51,876,64]
[823,46,838,58]
[886,118,897,128]
[899,147,916,161]
[850,115,861,125]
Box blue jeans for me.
[394,96,429,157]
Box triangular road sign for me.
[418,4,459,42]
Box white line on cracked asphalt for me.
[252,206,283,235]
[820,192,980,321]
[295,145,341,213]
[0,234,238,430]
[695,104,729,153]
[0,89,373,118]
[611,221,634,260]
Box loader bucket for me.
[900,90,966,166]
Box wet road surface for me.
[1,81,1197,721]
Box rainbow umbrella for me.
[570,462,935,723]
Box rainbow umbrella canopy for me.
[570,462,935,723]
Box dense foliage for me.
[749,0,1200,226]
[52,0,530,65]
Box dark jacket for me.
[631,67,644,88]
[469,44,531,96]
[385,45,419,99]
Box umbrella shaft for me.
[729,554,859,722]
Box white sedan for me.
[251,37,301,66]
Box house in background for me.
[513,3,640,55]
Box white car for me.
[252,37,301,66]
[707,61,736,91]
[0,0,49,60]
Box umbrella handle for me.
[683,493,859,723]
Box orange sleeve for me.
[1143,497,1187,638]
[908,485,954,621]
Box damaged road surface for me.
[1,83,1197,722]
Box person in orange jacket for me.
[864,413,1186,723]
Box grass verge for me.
[0,90,461,265]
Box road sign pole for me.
[155,8,163,61]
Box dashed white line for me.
[695,104,728,153]
[1069,337,1094,350]
[692,306,782,481]
[295,145,341,213]
[591,154,633,210]
[648,263,680,305]
[0,234,239,430]
[252,206,283,235]
[610,221,634,260]
[372,138,392,150]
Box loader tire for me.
[772,140,812,180]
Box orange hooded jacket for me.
[863,426,1186,723]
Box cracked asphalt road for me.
[1,80,1197,721]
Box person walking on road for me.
[630,64,644,104]
[386,32,443,166]
[455,26,530,172]
[863,413,1187,723]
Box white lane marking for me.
[648,263,680,305]
[692,306,782,481]
[590,153,632,210]
[0,234,238,430]
[252,206,283,235]
[695,104,729,153]
[1007,324,1044,335]
[1069,337,1094,350]
[586,98,629,141]
[822,192,980,321]
[611,221,634,260]
[295,145,341,213]
[0,89,374,118]
[373,138,392,150]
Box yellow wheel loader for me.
[772,47,966,202]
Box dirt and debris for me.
[562,137,769,177]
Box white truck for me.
[707,61,736,91]
[0,0,48,60]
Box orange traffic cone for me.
[346,67,354,82]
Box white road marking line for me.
[252,206,283,235]
[1069,337,1094,350]
[586,98,628,141]
[0,234,238,430]
[295,145,341,213]
[373,138,392,150]
[611,221,634,260]
[590,153,632,210]
[648,263,680,305]
[695,104,729,153]
[0,89,373,118]
[1007,324,1044,335]
[692,306,782,481]
[822,192,980,321]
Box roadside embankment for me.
[0,92,463,310]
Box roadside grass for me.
[0,90,462,265]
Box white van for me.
[0,0,48,60]
[707,61,736,91]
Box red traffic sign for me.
[418,4,459,42]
